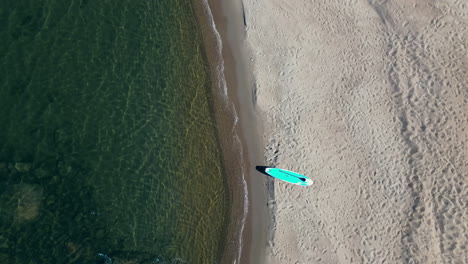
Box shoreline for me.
[193,1,270,263]
[206,1,271,263]
[211,1,271,264]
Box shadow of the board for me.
[255,166,272,177]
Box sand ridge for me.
[242,0,467,263]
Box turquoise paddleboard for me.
[265,168,313,186]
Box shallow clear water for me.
[0,0,228,263]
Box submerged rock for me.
[0,253,10,263]
[14,162,32,172]
[0,184,43,225]
[34,167,50,179]
[13,184,43,222]
[97,251,187,264]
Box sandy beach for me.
[236,0,467,263]
[209,0,468,263]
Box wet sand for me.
[193,1,270,263]
[208,1,270,263]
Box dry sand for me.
[239,0,467,263]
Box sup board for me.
[264,167,313,186]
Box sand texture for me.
[242,0,467,263]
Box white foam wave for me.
[233,132,248,264]
[202,0,228,97]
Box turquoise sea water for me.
[0,0,229,263]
